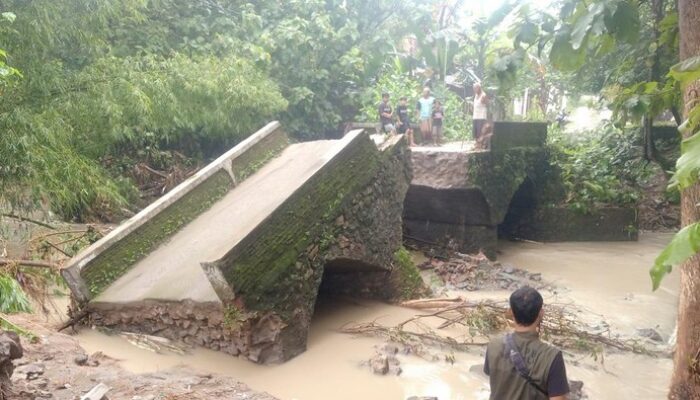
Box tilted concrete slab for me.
[62,123,418,363]
[62,121,290,303]
[95,140,341,304]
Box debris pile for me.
[420,252,549,291]
[343,298,668,358]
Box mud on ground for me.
[3,315,278,400]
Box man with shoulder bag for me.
[484,286,570,400]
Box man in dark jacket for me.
[484,286,570,400]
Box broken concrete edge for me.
[201,129,374,311]
[196,131,419,362]
[62,121,289,303]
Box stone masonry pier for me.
[403,122,560,257]
[403,121,638,256]
[62,122,418,363]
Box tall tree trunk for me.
[670,0,700,398]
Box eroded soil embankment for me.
[3,314,278,400]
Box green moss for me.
[223,304,257,331]
[466,149,550,224]
[82,170,233,297]
[217,135,383,319]
[231,129,289,181]
[391,246,426,300]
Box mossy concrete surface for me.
[405,122,561,255]
[62,122,290,303]
[501,206,639,242]
[202,132,419,362]
[67,127,419,364]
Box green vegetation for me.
[391,247,425,300]
[0,274,31,314]
[651,57,700,289]
[547,124,660,212]
[359,67,471,141]
[0,0,426,220]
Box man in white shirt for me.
[416,87,435,144]
[473,82,488,140]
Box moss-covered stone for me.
[231,128,289,182]
[218,134,384,318]
[390,247,427,300]
[465,148,551,224]
[502,206,639,242]
[82,170,234,296]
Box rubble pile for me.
[420,252,549,291]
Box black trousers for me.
[473,119,486,140]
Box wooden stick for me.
[31,230,87,242]
[0,213,56,230]
[44,241,71,258]
[58,309,89,332]
[0,258,58,269]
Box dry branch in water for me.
[341,298,668,358]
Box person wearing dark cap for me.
[378,92,395,135]
[396,96,416,146]
[484,286,570,400]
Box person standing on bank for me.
[378,92,395,135]
[484,286,570,400]
[473,82,488,140]
[416,87,435,143]
[396,96,416,146]
[431,99,444,146]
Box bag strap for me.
[503,333,549,396]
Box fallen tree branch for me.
[0,258,58,269]
[58,309,89,332]
[1,213,56,230]
[43,241,71,258]
[342,299,668,358]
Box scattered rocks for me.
[367,342,402,376]
[369,355,389,375]
[637,327,664,342]
[568,379,587,399]
[0,330,23,400]
[424,252,550,291]
[14,362,45,380]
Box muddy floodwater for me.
[75,232,678,400]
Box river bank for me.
[3,232,679,400]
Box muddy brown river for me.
[74,232,678,400]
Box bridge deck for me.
[95,139,342,304]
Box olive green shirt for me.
[484,331,567,400]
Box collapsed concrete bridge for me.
[62,122,421,363]
[61,120,639,364]
[403,122,639,257]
